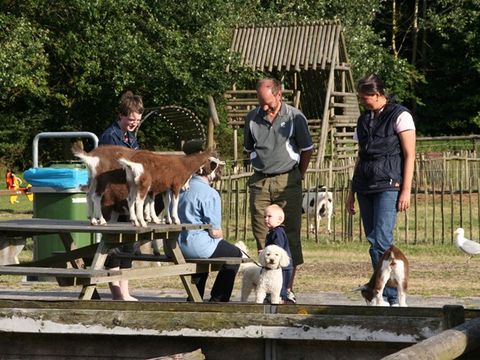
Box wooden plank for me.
[113,253,249,265]
[22,243,98,267]
[0,302,458,343]
[0,218,150,235]
[117,264,209,281]
[0,266,119,278]
[268,26,279,72]
[0,219,211,237]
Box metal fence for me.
[219,151,480,245]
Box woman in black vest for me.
[346,74,416,306]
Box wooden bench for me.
[113,252,251,271]
[0,265,122,286]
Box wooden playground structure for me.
[225,20,360,166]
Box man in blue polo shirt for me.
[244,78,313,303]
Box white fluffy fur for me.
[240,244,290,304]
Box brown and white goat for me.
[72,144,136,225]
[356,246,409,307]
[118,149,222,227]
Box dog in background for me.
[302,185,333,234]
[240,244,290,304]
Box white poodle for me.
[240,244,290,304]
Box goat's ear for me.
[352,285,367,292]
[197,165,206,175]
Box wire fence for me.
[219,150,480,246]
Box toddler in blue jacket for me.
[264,204,295,303]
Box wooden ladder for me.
[329,91,359,159]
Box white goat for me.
[356,246,409,307]
[118,149,220,227]
[302,186,333,234]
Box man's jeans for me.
[357,191,399,304]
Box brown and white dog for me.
[355,246,409,307]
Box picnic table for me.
[0,218,240,302]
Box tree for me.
[416,0,480,134]
[1,0,478,169]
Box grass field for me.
[1,193,479,301]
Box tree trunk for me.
[392,0,398,59]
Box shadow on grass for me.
[0,210,33,217]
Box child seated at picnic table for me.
[264,204,295,304]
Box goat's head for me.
[353,284,374,305]
[196,150,225,182]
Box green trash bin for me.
[24,131,100,265]
[32,187,95,261]
[25,162,95,262]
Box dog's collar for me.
[260,265,279,272]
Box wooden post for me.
[383,317,480,360]
[316,29,340,167]
[233,127,238,163]
[207,96,219,149]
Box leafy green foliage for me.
[0,0,479,169]
[416,0,480,134]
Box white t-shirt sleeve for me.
[353,110,415,141]
[395,111,415,133]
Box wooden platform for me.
[0,299,479,359]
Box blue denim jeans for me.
[357,191,399,305]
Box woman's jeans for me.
[357,191,399,304]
